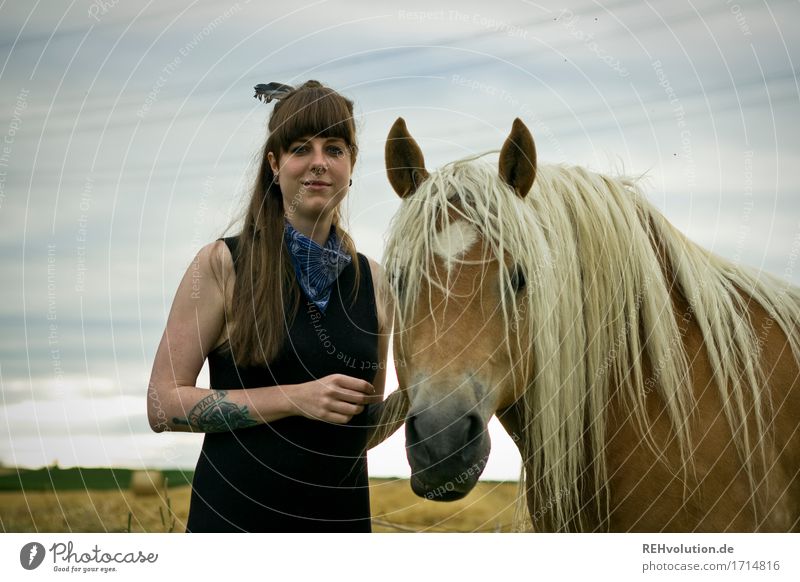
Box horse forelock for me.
[385,154,800,531]
[387,155,539,344]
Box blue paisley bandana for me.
[284,220,352,313]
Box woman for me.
[147,80,404,532]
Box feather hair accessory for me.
[254,82,295,103]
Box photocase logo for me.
[20,542,46,570]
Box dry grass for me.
[370,479,518,532]
[0,487,191,533]
[0,478,519,533]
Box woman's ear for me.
[267,151,280,175]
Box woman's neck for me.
[285,213,333,246]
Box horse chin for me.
[409,472,480,501]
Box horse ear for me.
[385,118,429,198]
[499,118,536,198]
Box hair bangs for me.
[268,84,357,157]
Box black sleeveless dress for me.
[185,236,378,532]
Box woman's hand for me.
[287,374,378,423]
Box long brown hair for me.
[224,80,360,366]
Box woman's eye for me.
[290,145,308,154]
[327,146,345,157]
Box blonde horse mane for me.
[384,155,800,531]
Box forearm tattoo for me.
[172,390,258,432]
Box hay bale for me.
[129,470,165,496]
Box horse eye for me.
[510,266,526,293]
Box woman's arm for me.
[147,241,375,433]
[367,257,389,399]
[364,257,407,449]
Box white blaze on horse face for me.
[433,220,479,271]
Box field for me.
[0,468,521,533]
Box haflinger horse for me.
[381,117,800,532]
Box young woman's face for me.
[268,136,353,221]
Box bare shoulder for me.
[201,240,236,351]
[173,239,235,314]
[363,255,392,332]
[363,254,386,297]
[194,239,235,295]
[364,255,383,281]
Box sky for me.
[0,0,798,480]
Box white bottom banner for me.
[1,533,796,581]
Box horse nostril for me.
[405,414,419,443]
[465,412,484,445]
[406,411,485,446]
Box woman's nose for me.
[309,145,328,170]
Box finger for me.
[329,401,364,417]
[332,375,375,394]
[334,390,383,406]
[332,388,374,405]
[325,412,353,424]
[362,394,383,405]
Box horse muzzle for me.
[404,407,491,501]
